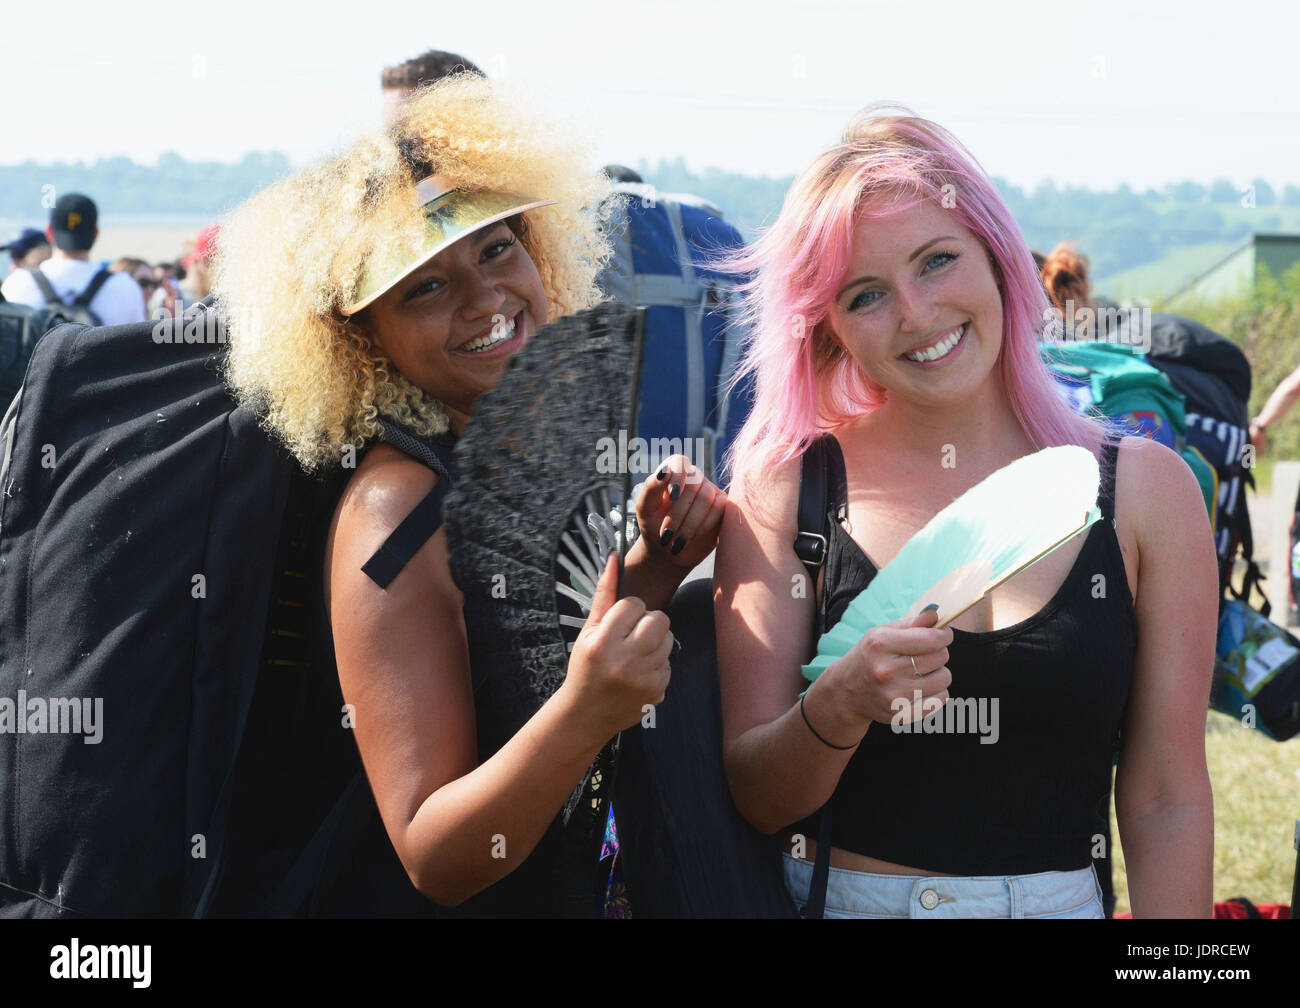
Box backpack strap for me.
[29,269,60,307]
[1098,438,1121,522]
[361,480,450,588]
[795,433,847,601]
[360,419,456,588]
[74,268,112,311]
[795,432,848,920]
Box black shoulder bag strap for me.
[795,433,847,918]
[29,269,61,306]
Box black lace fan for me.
[444,302,643,876]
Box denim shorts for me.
[782,853,1105,919]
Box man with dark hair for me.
[381,49,483,123]
[1,193,145,326]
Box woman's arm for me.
[714,454,951,835]
[1249,363,1300,455]
[326,449,672,907]
[1113,436,1217,918]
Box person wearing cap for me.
[4,228,52,275]
[180,223,220,302]
[216,75,725,915]
[147,223,219,319]
[0,193,146,326]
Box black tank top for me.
[795,438,1136,875]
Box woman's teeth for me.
[905,324,965,363]
[459,317,516,353]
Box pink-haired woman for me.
[713,109,1217,919]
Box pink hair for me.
[722,107,1108,509]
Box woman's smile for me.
[451,308,528,358]
[901,322,967,365]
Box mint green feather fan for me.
[802,445,1102,682]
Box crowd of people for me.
[2,199,218,326]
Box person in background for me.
[180,224,220,304]
[4,228,52,278]
[1247,364,1300,456]
[149,261,185,318]
[0,194,146,326]
[110,257,158,316]
[381,49,483,123]
[1039,241,1126,340]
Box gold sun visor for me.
[343,174,556,316]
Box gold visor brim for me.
[343,190,557,316]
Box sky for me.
[4,0,1299,192]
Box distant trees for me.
[1210,178,1239,204]
[0,151,292,219]
[1,152,1295,286]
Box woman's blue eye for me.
[846,253,956,311]
[849,289,880,311]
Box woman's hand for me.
[1248,421,1268,456]
[562,552,674,743]
[622,455,728,611]
[815,605,954,732]
[636,456,729,570]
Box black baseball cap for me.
[5,228,49,259]
[49,193,98,251]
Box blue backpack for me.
[598,183,752,484]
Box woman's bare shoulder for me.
[1112,434,1213,590]
[325,441,447,607]
[1112,434,1204,518]
[727,448,804,545]
[336,441,439,532]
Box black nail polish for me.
[660,529,674,547]
[669,483,680,502]
[656,466,669,481]
[671,536,686,556]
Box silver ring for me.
[910,655,921,678]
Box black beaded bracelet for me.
[799,691,859,751]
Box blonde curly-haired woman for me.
[216,76,726,916]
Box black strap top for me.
[796,438,1137,875]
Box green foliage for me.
[0,152,292,219]
[1158,262,1300,461]
[631,159,1300,287]
[4,151,1296,299]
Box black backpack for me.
[1141,312,1260,606]
[0,289,73,408]
[0,303,444,917]
[28,267,110,328]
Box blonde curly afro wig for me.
[215,74,612,471]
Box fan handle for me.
[617,308,647,600]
